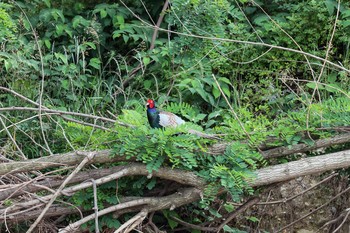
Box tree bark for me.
[0,150,129,176]
[253,149,350,186]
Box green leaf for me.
[143,56,150,66]
[224,203,235,212]
[212,87,220,99]
[89,58,101,70]
[246,216,260,223]
[223,225,246,232]
[342,9,350,18]
[208,110,222,119]
[325,0,336,15]
[341,20,350,28]
[54,52,68,64]
[84,42,96,50]
[116,14,124,25]
[302,139,315,146]
[146,178,156,190]
[72,16,90,28]
[44,39,51,49]
[143,80,152,89]
[100,9,107,18]
[219,77,232,85]
[4,60,11,71]
[209,208,222,218]
[306,82,325,90]
[55,24,65,36]
[23,22,30,31]
[222,83,231,98]
[122,34,129,43]
[253,14,269,25]
[163,210,179,229]
[64,28,73,38]
[325,83,340,93]
[43,0,51,8]
[60,79,69,90]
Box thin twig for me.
[170,216,217,232]
[120,0,170,88]
[306,0,341,141]
[0,106,125,125]
[0,113,59,152]
[0,86,130,127]
[246,172,338,205]
[149,0,169,51]
[212,74,262,152]
[114,210,148,233]
[26,152,96,233]
[0,115,27,160]
[88,179,100,233]
[276,185,350,233]
[59,199,151,232]
[216,197,260,232]
[251,0,315,79]
[332,208,350,233]
[10,1,53,154]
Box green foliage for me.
[0,3,17,41]
[2,0,350,231]
[112,105,262,200]
[60,121,113,150]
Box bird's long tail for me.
[188,129,221,140]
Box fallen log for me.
[1,149,350,223]
[0,150,129,176]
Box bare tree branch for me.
[58,187,201,233]
[0,149,125,176]
[208,133,350,159]
[253,149,350,186]
[26,152,96,233]
[262,133,350,159]
[216,197,260,232]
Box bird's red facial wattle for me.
[146,99,155,109]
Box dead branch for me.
[257,172,338,205]
[208,133,350,158]
[0,166,125,201]
[261,133,350,159]
[1,205,82,223]
[253,149,350,186]
[0,163,205,219]
[0,149,129,176]
[114,210,148,233]
[216,197,260,232]
[26,152,96,233]
[58,187,201,233]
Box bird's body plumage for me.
[146,99,185,128]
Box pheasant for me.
[146,99,185,128]
[146,99,220,140]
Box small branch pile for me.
[1,133,350,232]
